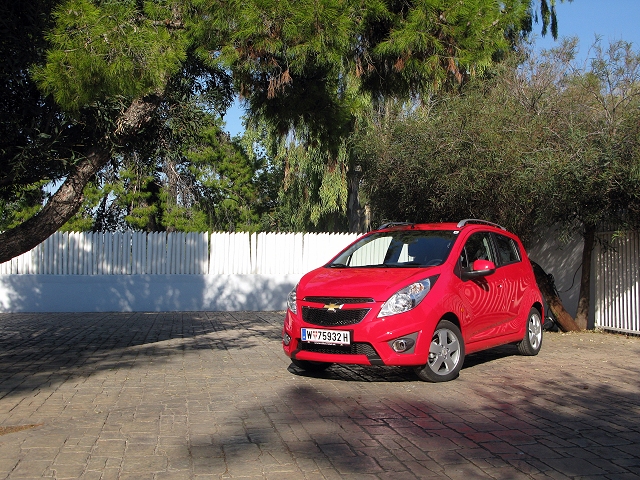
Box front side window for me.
[329,231,457,268]
[460,232,495,270]
[495,234,521,265]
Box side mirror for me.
[461,260,496,280]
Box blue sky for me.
[223,0,640,137]
[534,0,640,58]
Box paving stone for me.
[7,460,52,477]
[121,454,168,473]
[0,313,639,479]
[50,463,87,478]
[540,457,607,476]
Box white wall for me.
[0,231,359,276]
[0,274,303,312]
[0,231,359,313]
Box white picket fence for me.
[0,231,360,276]
[3,230,640,330]
[595,231,640,335]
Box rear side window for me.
[495,234,521,265]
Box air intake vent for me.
[302,307,370,326]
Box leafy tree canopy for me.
[359,39,640,234]
[1,0,563,262]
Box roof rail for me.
[456,219,506,230]
[378,221,414,230]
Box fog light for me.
[391,337,415,353]
[283,333,291,346]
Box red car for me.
[282,219,544,382]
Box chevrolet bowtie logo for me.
[323,303,344,312]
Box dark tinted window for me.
[495,234,521,265]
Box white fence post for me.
[250,232,257,274]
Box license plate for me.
[301,328,351,345]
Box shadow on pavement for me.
[0,311,283,398]
[286,344,523,383]
[208,365,640,478]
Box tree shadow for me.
[0,311,284,398]
[191,354,640,478]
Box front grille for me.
[302,307,370,326]
[303,296,375,304]
[299,341,378,357]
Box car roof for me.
[376,219,508,233]
[377,223,460,231]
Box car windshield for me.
[328,230,457,268]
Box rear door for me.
[492,233,527,326]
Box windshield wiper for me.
[328,263,348,268]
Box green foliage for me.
[0,182,49,231]
[59,181,103,232]
[365,0,528,95]
[0,0,81,205]
[34,0,189,111]
[519,1,567,41]
[184,123,263,232]
[218,0,541,233]
[358,39,640,240]
[265,138,349,232]
[60,112,267,233]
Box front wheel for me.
[414,320,465,382]
[517,307,543,356]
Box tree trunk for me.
[0,148,111,264]
[0,96,160,264]
[531,260,581,332]
[346,166,364,233]
[575,225,596,330]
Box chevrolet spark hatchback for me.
[282,220,544,382]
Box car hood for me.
[298,266,438,302]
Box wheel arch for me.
[532,301,543,317]
[515,301,543,337]
[440,312,462,331]
[414,311,461,364]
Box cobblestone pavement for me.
[0,312,639,479]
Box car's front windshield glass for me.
[328,230,457,268]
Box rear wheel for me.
[291,359,332,372]
[517,307,543,356]
[414,320,465,382]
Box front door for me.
[457,232,506,343]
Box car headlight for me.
[378,276,437,318]
[287,286,297,314]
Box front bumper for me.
[282,305,436,367]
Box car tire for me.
[414,320,465,382]
[291,359,332,372]
[517,307,543,356]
